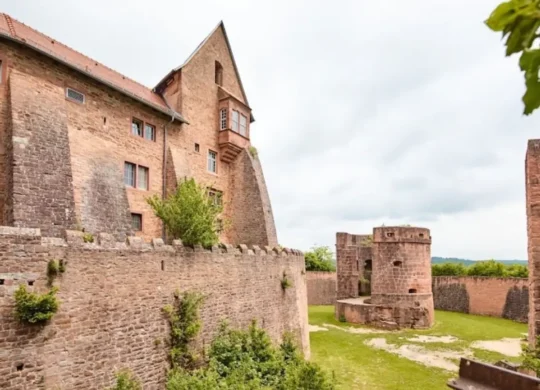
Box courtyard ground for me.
[309,305,527,390]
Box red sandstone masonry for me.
[306,272,336,305]
[526,140,540,344]
[0,227,308,390]
[433,276,528,322]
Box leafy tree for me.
[304,245,336,272]
[147,178,223,247]
[485,0,540,115]
[466,259,506,277]
[505,263,529,277]
[432,263,467,276]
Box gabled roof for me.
[0,14,187,123]
[154,21,254,122]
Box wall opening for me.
[16,363,24,371]
[364,260,372,270]
[408,288,417,294]
[393,261,402,267]
[161,260,165,271]
[386,232,395,237]
[419,233,424,238]
[0,279,4,285]
[27,280,34,286]
[215,61,223,86]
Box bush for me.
[163,291,205,370]
[109,370,142,390]
[147,178,223,247]
[166,321,335,390]
[305,245,336,272]
[432,263,467,276]
[432,260,528,278]
[14,284,59,324]
[522,336,540,375]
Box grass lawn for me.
[309,305,527,390]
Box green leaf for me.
[485,1,518,31]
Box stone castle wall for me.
[306,272,336,305]
[527,139,540,344]
[433,276,528,322]
[0,227,308,390]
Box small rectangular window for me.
[208,150,217,173]
[0,60,3,84]
[132,118,143,136]
[220,109,227,130]
[124,162,136,187]
[208,188,223,206]
[131,213,142,231]
[66,87,85,104]
[231,110,239,132]
[144,124,155,141]
[195,143,200,152]
[137,165,149,190]
[240,114,247,136]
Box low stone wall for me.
[433,276,528,322]
[0,227,309,390]
[306,272,336,305]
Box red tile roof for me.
[0,14,186,123]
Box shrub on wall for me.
[147,178,223,247]
[109,370,142,390]
[14,284,59,324]
[166,321,335,390]
[305,245,336,272]
[432,260,528,278]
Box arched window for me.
[215,61,223,86]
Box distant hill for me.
[431,257,527,266]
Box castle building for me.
[0,14,278,246]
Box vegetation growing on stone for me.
[108,369,142,390]
[82,232,94,243]
[522,336,540,375]
[248,145,258,159]
[147,178,223,247]
[432,260,528,278]
[305,245,336,272]
[281,272,293,290]
[46,259,66,286]
[485,0,540,115]
[166,321,335,390]
[163,291,206,369]
[14,284,59,324]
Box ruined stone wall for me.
[433,276,529,323]
[527,139,540,343]
[306,272,336,305]
[0,227,308,390]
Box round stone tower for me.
[370,226,434,328]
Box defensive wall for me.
[307,273,528,323]
[0,227,308,390]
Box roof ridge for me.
[6,13,155,91]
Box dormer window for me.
[232,110,239,131]
[220,109,227,130]
[215,61,223,86]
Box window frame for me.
[207,188,223,206]
[65,87,86,104]
[240,114,247,136]
[215,61,223,86]
[144,123,156,141]
[207,150,218,174]
[131,213,143,231]
[220,108,227,130]
[124,161,150,190]
[231,110,239,132]
[131,117,156,142]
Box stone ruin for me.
[335,226,434,329]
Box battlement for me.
[0,226,303,256]
[336,232,372,248]
[373,226,431,244]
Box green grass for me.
[308,306,527,390]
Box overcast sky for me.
[2,0,538,260]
